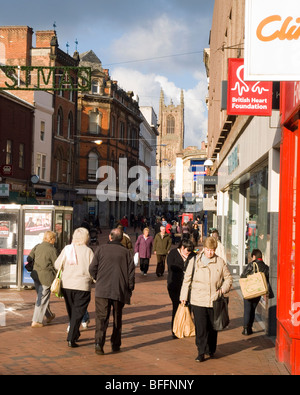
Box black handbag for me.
[213,295,229,331]
[25,256,34,272]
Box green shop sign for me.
[0,65,91,91]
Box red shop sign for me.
[281,81,300,125]
[227,58,273,116]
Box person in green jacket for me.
[153,226,172,277]
[30,231,57,328]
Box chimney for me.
[35,30,56,48]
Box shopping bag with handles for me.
[239,262,268,299]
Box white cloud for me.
[111,67,208,149]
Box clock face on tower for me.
[31,175,40,184]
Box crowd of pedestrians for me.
[26,213,271,362]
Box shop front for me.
[217,112,281,335]
[0,204,73,289]
[276,82,300,375]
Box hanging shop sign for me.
[244,0,300,81]
[0,66,91,91]
[227,58,273,116]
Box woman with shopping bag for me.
[54,228,94,348]
[180,237,232,362]
[240,249,272,336]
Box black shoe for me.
[95,344,104,355]
[195,354,205,362]
[242,327,253,336]
[111,345,121,352]
[68,341,79,348]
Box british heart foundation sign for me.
[227,58,273,116]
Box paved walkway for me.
[0,227,289,376]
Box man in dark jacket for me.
[89,228,135,355]
[240,249,270,335]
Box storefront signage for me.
[282,81,300,124]
[227,58,272,116]
[245,0,300,81]
[0,66,91,91]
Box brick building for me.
[74,50,141,227]
[0,26,79,206]
[0,91,35,203]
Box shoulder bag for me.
[239,261,268,299]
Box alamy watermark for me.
[95,158,205,208]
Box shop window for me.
[225,186,240,266]
[245,166,269,262]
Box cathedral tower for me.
[158,89,184,168]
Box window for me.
[36,153,46,180]
[120,121,125,142]
[19,144,25,169]
[6,140,12,165]
[68,112,73,139]
[111,116,115,137]
[88,152,98,181]
[57,108,63,136]
[89,111,99,134]
[167,115,175,134]
[40,121,45,141]
[92,79,99,94]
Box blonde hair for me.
[203,236,218,250]
[43,231,56,243]
[72,227,89,246]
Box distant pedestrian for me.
[30,231,57,328]
[240,249,270,336]
[55,227,94,347]
[89,228,135,355]
[180,237,232,362]
[167,239,195,337]
[153,226,172,277]
[135,227,153,275]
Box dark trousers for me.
[156,254,166,276]
[243,297,261,328]
[192,305,218,356]
[140,258,150,274]
[62,288,91,343]
[168,288,180,331]
[95,297,124,350]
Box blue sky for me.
[1,0,215,147]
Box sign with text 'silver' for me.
[0,65,91,91]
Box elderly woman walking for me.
[134,227,153,276]
[55,227,94,348]
[180,237,232,362]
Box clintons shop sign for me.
[244,0,300,81]
[227,58,272,116]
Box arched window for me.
[167,115,175,134]
[88,151,99,181]
[67,112,73,138]
[57,107,63,136]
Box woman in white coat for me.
[180,237,232,362]
[55,227,94,348]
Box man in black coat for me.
[89,228,135,354]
